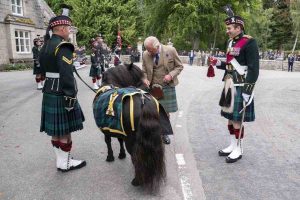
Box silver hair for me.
[144,36,160,48]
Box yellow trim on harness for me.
[100,89,160,136]
[100,127,127,136]
[130,95,135,131]
[62,56,72,65]
[106,92,119,116]
[152,96,160,113]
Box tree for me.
[45,0,143,49]
[268,0,293,51]
[290,0,300,53]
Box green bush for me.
[0,63,33,71]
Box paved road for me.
[177,66,300,200]
[0,65,299,200]
[0,65,204,200]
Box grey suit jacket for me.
[142,45,183,87]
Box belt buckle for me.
[226,64,234,71]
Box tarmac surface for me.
[0,64,299,200]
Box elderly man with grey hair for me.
[142,36,183,144]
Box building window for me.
[11,0,23,16]
[15,30,31,53]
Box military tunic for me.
[32,45,41,75]
[89,52,101,77]
[39,34,85,136]
[217,33,259,122]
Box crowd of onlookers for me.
[259,50,300,61]
[178,49,300,61]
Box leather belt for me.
[226,64,234,71]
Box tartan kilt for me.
[89,65,101,77]
[221,86,255,122]
[40,93,85,137]
[159,86,178,113]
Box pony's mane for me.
[102,63,145,88]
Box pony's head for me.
[101,63,147,89]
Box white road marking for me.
[176,154,186,165]
[176,154,193,200]
[178,111,184,117]
[176,124,182,128]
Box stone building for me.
[0,0,77,66]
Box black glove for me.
[64,96,77,111]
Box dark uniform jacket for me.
[39,34,77,98]
[32,46,40,67]
[217,33,259,95]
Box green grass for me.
[0,63,33,71]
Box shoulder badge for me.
[243,35,253,39]
[55,41,75,56]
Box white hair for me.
[144,36,160,48]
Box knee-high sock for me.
[228,124,234,135]
[233,127,244,139]
[59,141,72,152]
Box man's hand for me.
[163,74,172,83]
[209,57,221,66]
[143,78,150,87]
[242,93,250,103]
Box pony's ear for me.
[127,62,134,70]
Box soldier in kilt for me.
[39,5,86,172]
[211,7,259,163]
[32,37,44,90]
[142,36,184,144]
[90,39,102,90]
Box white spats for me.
[93,82,99,90]
[55,148,86,171]
[228,140,242,159]
[221,135,237,153]
[37,82,43,90]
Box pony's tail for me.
[133,98,166,192]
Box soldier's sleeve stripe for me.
[62,56,72,65]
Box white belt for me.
[230,58,248,75]
[234,83,244,87]
[46,72,60,78]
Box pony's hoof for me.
[118,152,126,159]
[106,155,115,162]
[131,178,141,186]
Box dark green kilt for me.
[89,65,101,77]
[221,86,255,122]
[159,86,178,113]
[33,65,42,75]
[40,93,85,137]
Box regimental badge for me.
[227,47,241,56]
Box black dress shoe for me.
[218,150,231,156]
[162,135,171,144]
[225,155,242,163]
